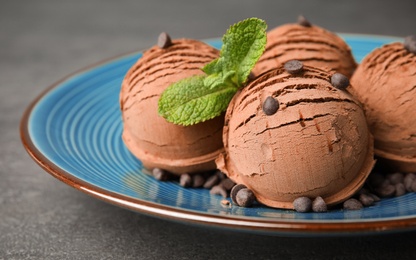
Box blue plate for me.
[21,34,416,236]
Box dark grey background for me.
[1,0,416,259]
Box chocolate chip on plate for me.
[284,60,304,75]
[297,15,311,27]
[312,196,327,212]
[152,168,170,181]
[230,184,247,205]
[179,173,192,187]
[235,188,256,207]
[343,198,363,210]
[210,185,228,198]
[263,96,279,115]
[330,73,350,90]
[404,35,416,54]
[293,197,312,212]
[203,174,219,189]
[192,174,205,188]
[158,32,173,49]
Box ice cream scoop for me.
[350,37,416,172]
[120,34,223,175]
[217,62,375,209]
[252,17,356,78]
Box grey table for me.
[2,0,416,259]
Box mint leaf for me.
[205,18,267,85]
[158,18,267,126]
[158,75,238,126]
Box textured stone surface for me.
[1,0,416,259]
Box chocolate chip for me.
[284,60,304,75]
[359,193,375,207]
[387,172,404,185]
[262,96,279,115]
[312,196,327,212]
[343,198,363,210]
[368,193,381,202]
[404,35,416,54]
[395,183,406,197]
[330,73,350,90]
[203,174,219,189]
[230,184,247,205]
[297,15,311,27]
[210,185,228,198]
[215,170,226,180]
[410,181,416,193]
[157,32,173,49]
[236,188,256,207]
[192,174,205,188]
[404,173,416,192]
[179,173,192,187]
[152,168,170,181]
[375,184,396,198]
[293,197,312,212]
[219,178,236,191]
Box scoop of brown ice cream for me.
[120,38,223,175]
[350,42,416,172]
[252,23,356,78]
[217,64,375,209]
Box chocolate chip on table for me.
[192,174,205,188]
[284,60,304,75]
[179,173,192,187]
[210,185,228,198]
[404,35,416,54]
[230,184,247,205]
[359,193,375,207]
[262,96,280,115]
[293,197,312,213]
[236,188,256,207]
[312,196,327,212]
[203,174,219,189]
[343,198,363,210]
[297,15,311,27]
[330,73,350,90]
[158,32,173,49]
[152,168,170,181]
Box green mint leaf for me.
[158,18,267,126]
[203,70,236,89]
[158,75,237,126]
[220,18,267,84]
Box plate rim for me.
[20,33,416,236]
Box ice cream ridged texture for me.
[217,66,375,209]
[120,39,223,174]
[253,24,357,78]
[350,42,416,172]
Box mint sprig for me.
[158,18,267,126]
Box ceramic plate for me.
[21,34,416,236]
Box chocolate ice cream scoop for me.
[252,18,356,78]
[120,35,223,175]
[350,39,416,172]
[216,62,375,209]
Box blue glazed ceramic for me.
[21,34,416,235]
